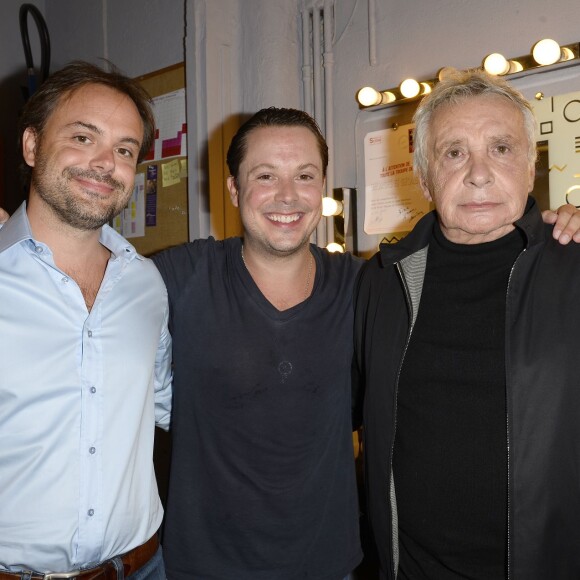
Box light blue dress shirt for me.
[0,203,172,573]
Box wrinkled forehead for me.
[429,95,527,146]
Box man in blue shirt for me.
[0,62,172,579]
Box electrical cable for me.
[19,3,51,99]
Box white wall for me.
[330,0,580,190]
[238,0,301,111]
[186,0,302,238]
[325,0,580,254]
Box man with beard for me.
[0,62,172,579]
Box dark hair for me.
[18,60,155,183]
[226,107,329,179]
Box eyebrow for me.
[435,134,519,154]
[247,162,321,173]
[434,138,463,155]
[66,121,141,148]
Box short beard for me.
[32,158,131,231]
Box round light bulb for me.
[321,197,343,217]
[532,39,561,66]
[400,78,420,99]
[561,47,574,61]
[420,82,432,95]
[326,242,345,253]
[483,53,510,75]
[357,86,380,107]
[566,185,580,207]
[509,60,523,73]
[381,91,396,104]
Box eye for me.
[495,144,510,155]
[256,173,274,182]
[116,147,135,159]
[298,173,314,181]
[446,148,463,159]
[73,135,91,144]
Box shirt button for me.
[90,386,97,394]
[88,509,94,517]
[89,447,96,454]
[61,276,69,283]
[87,330,93,338]
[35,246,43,254]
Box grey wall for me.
[0,0,185,211]
[46,0,184,76]
[1,0,46,211]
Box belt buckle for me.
[43,572,81,580]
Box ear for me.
[22,128,38,168]
[419,175,433,202]
[227,175,239,208]
[527,162,536,194]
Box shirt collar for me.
[0,201,142,262]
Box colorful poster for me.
[143,89,187,162]
[146,165,158,226]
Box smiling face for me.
[227,125,324,257]
[421,94,536,244]
[23,83,143,231]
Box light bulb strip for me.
[357,40,580,110]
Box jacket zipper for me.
[504,246,526,580]
[390,262,417,579]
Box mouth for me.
[66,168,124,198]
[75,178,117,197]
[462,201,499,210]
[265,213,302,224]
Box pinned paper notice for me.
[363,123,429,235]
[162,159,181,187]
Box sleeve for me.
[151,240,206,429]
[154,285,173,431]
[351,265,366,431]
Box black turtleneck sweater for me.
[393,222,525,580]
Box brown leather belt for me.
[0,534,159,580]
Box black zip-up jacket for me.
[353,197,580,579]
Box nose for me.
[274,177,298,203]
[89,146,115,174]
[464,150,494,189]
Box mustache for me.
[64,167,125,191]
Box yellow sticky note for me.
[180,158,188,178]
[162,159,181,187]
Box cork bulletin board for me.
[129,62,188,257]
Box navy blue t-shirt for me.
[153,237,363,580]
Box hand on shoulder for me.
[543,204,580,245]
